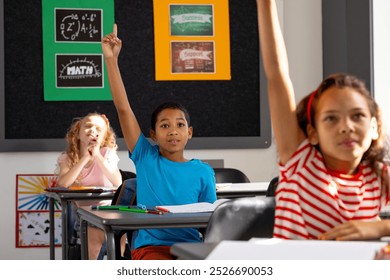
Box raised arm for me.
[257,0,305,164]
[102,24,141,153]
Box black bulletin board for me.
[0,0,271,152]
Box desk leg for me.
[105,227,116,260]
[49,197,55,260]
[114,231,125,260]
[80,217,89,260]
[60,199,68,260]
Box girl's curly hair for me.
[64,113,117,169]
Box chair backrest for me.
[266,176,278,197]
[204,196,275,243]
[108,178,138,259]
[119,169,136,181]
[113,170,136,205]
[112,178,137,206]
[213,168,250,183]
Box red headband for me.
[307,90,318,125]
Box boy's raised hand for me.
[102,23,122,59]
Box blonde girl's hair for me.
[64,112,117,168]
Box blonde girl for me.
[57,113,122,259]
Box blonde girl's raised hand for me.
[102,24,122,59]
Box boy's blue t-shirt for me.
[130,134,217,249]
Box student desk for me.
[45,191,115,260]
[77,206,212,260]
[171,239,388,260]
[216,182,268,199]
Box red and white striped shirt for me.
[274,139,390,240]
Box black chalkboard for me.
[55,9,102,43]
[0,0,271,152]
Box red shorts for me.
[131,246,176,260]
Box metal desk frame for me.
[46,191,114,260]
[77,206,212,260]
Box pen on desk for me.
[146,209,163,215]
[119,208,149,214]
[119,208,163,215]
[138,203,164,214]
[155,206,170,213]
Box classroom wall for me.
[373,0,390,136]
[0,0,322,260]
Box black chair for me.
[203,196,275,243]
[112,178,137,206]
[67,203,82,259]
[112,170,136,205]
[119,169,136,181]
[266,176,278,197]
[111,178,137,259]
[213,168,250,183]
[72,178,137,260]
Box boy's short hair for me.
[151,102,191,131]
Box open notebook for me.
[157,199,229,213]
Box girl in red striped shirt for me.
[257,0,390,240]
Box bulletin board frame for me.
[153,0,231,81]
[0,0,272,152]
[42,0,115,101]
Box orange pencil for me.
[156,206,170,213]
[147,209,163,215]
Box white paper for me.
[206,238,386,260]
[158,199,230,213]
[216,182,268,193]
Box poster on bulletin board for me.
[16,174,62,248]
[153,0,231,80]
[42,0,115,101]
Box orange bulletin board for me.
[153,0,231,80]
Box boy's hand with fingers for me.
[102,24,122,59]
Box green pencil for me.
[119,208,147,213]
[91,205,123,210]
